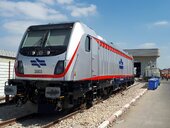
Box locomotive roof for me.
[28,22,75,31]
[27,21,132,58]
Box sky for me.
[0,0,170,69]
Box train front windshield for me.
[20,27,72,56]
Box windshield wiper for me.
[33,31,49,47]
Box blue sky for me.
[0,0,170,69]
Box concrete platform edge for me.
[98,89,147,128]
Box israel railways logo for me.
[119,59,124,69]
[30,58,46,68]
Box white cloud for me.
[37,0,55,5]
[0,0,17,17]
[153,21,169,26]
[0,0,97,52]
[0,0,97,21]
[69,4,97,17]
[148,20,170,29]
[38,0,73,5]
[0,35,21,51]
[56,0,73,5]
[0,0,67,21]
[3,20,39,35]
[139,42,156,48]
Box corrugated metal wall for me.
[0,62,15,96]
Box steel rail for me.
[0,113,36,127]
[42,110,82,128]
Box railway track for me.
[42,110,82,128]
[0,110,82,128]
[0,113,36,127]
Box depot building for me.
[0,50,16,96]
[124,48,160,78]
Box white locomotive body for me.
[5,22,134,112]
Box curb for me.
[98,89,147,128]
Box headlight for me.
[15,60,24,74]
[54,60,64,74]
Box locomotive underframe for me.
[6,78,134,113]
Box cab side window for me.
[85,36,91,52]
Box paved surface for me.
[111,80,170,128]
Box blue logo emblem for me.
[30,58,46,68]
[119,59,124,69]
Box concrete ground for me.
[111,80,170,128]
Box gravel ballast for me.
[52,82,147,128]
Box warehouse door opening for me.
[134,62,141,77]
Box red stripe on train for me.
[93,37,133,60]
[81,74,134,81]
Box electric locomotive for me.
[5,22,134,112]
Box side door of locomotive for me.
[91,37,99,77]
